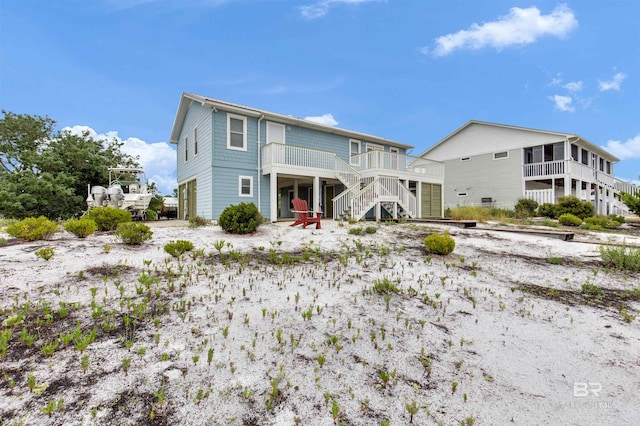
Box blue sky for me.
[1,0,638,195]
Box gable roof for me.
[417,120,619,162]
[169,92,412,149]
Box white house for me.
[418,120,637,215]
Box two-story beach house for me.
[418,121,637,215]
[169,93,445,222]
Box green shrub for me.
[581,283,603,296]
[364,226,377,234]
[348,227,363,235]
[164,240,194,258]
[583,217,620,229]
[64,218,98,238]
[0,237,6,246]
[115,222,153,245]
[540,218,559,228]
[218,203,263,234]
[35,247,55,261]
[558,213,582,227]
[424,231,455,255]
[608,214,625,224]
[556,196,594,219]
[600,245,640,272]
[373,277,402,294]
[514,198,539,217]
[6,216,58,241]
[86,207,132,231]
[188,215,209,228]
[145,209,158,221]
[537,203,557,218]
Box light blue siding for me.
[176,102,212,218]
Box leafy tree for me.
[621,192,640,216]
[0,111,138,219]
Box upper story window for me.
[239,176,253,197]
[227,114,247,151]
[494,151,508,160]
[571,144,578,161]
[266,122,285,144]
[581,149,589,165]
[599,158,604,172]
[194,127,198,156]
[606,161,611,174]
[184,136,188,162]
[350,139,361,166]
[524,142,563,164]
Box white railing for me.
[332,182,361,219]
[350,178,379,221]
[614,178,639,195]
[353,150,444,179]
[525,189,555,205]
[334,156,360,187]
[523,160,565,177]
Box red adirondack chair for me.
[290,198,322,229]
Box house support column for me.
[375,202,381,221]
[393,202,398,220]
[416,181,422,218]
[293,180,298,199]
[313,176,320,213]
[552,179,556,203]
[564,176,571,196]
[270,172,278,222]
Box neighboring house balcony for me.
[523,159,620,189]
[262,143,444,220]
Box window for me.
[553,143,564,161]
[227,114,247,151]
[194,127,198,156]
[606,161,611,174]
[350,139,361,166]
[571,144,578,161]
[238,176,253,197]
[266,122,285,144]
[184,136,188,162]
[581,149,589,165]
[494,151,508,160]
[599,158,604,172]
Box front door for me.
[325,185,334,218]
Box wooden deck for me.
[408,218,477,228]
[486,227,574,241]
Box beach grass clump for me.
[373,277,402,295]
[6,216,58,241]
[581,283,603,297]
[35,247,55,261]
[164,240,194,258]
[424,232,455,255]
[600,244,640,272]
[86,207,132,231]
[115,222,153,245]
[188,215,209,228]
[218,202,263,234]
[64,217,98,237]
[348,227,363,235]
[558,213,582,227]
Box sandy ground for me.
[0,220,639,426]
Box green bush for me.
[537,203,557,218]
[540,218,559,228]
[373,277,402,294]
[583,217,620,229]
[581,283,603,296]
[6,216,58,241]
[35,247,55,261]
[364,226,377,234]
[188,215,209,228]
[164,240,194,258]
[145,209,158,221]
[514,198,539,217]
[86,207,132,231]
[556,196,594,219]
[600,245,640,272]
[64,218,98,238]
[423,231,455,255]
[608,214,625,224]
[348,227,363,235]
[218,203,263,234]
[115,222,153,245]
[558,213,582,227]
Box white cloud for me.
[549,94,575,112]
[603,134,640,160]
[599,72,626,92]
[62,125,177,195]
[563,81,583,92]
[300,0,377,20]
[303,113,339,126]
[426,4,578,57]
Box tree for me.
[0,111,139,219]
[621,192,640,216]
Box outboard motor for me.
[91,186,108,207]
[107,185,124,207]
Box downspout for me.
[257,114,265,212]
[211,107,217,219]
